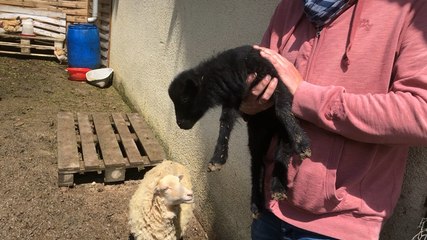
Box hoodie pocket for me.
[287,134,349,214]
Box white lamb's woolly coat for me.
[128,160,194,240]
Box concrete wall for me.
[380,148,427,240]
[108,1,279,239]
[108,1,427,239]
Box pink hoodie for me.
[261,0,427,239]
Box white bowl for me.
[86,68,114,88]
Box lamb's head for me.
[154,175,194,206]
[168,69,209,130]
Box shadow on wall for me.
[380,147,427,240]
[166,1,280,239]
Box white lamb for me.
[128,160,195,240]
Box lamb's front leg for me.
[207,106,238,172]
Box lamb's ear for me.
[183,78,199,96]
[154,186,168,195]
[177,175,184,181]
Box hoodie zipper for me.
[304,26,323,81]
[316,26,322,38]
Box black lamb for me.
[168,45,311,216]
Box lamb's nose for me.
[177,120,192,130]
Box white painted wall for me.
[108,1,427,239]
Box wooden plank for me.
[0,5,66,18]
[62,8,88,16]
[127,113,165,163]
[0,32,64,41]
[0,40,55,50]
[92,113,126,182]
[99,15,109,23]
[92,113,125,167]
[77,113,102,171]
[33,20,66,34]
[0,13,66,26]
[100,49,108,58]
[99,32,109,41]
[0,0,89,9]
[101,58,108,67]
[0,1,63,10]
[112,113,147,166]
[20,38,30,53]
[34,27,65,39]
[66,15,87,23]
[99,24,109,32]
[100,41,108,49]
[58,173,74,187]
[57,112,80,172]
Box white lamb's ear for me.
[178,175,184,181]
[154,186,168,195]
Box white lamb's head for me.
[154,175,194,206]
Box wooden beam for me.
[33,21,66,34]
[0,5,66,18]
[0,13,66,27]
[0,0,88,9]
[0,40,55,50]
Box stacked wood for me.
[0,5,66,38]
[96,0,112,66]
[0,0,89,23]
[0,1,113,66]
[0,5,65,58]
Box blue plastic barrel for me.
[67,24,101,69]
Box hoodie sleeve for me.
[291,3,427,146]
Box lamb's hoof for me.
[271,191,287,201]
[207,162,223,172]
[251,204,261,219]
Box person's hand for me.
[254,45,303,95]
[239,73,277,115]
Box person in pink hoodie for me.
[240,0,427,239]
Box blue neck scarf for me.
[303,0,350,27]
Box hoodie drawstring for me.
[342,0,364,70]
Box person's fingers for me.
[258,78,278,104]
[251,75,271,96]
[244,73,259,103]
[254,45,302,95]
[259,50,287,69]
[246,73,257,84]
[240,74,276,115]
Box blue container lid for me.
[68,24,98,30]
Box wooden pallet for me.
[0,5,66,58]
[0,33,64,58]
[57,112,166,187]
[0,0,89,23]
[0,5,67,38]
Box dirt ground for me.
[0,56,208,240]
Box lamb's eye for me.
[182,97,189,103]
